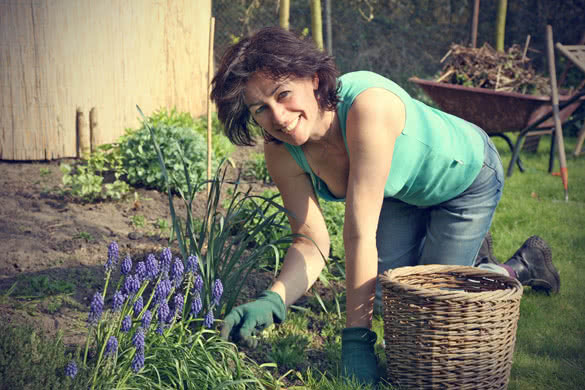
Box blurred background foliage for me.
[212,0,585,100]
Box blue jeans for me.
[375,128,507,304]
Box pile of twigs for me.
[437,43,550,95]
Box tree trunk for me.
[496,0,507,51]
[279,0,290,30]
[310,0,324,50]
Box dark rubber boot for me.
[504,236,560,294]
[474,231,500,266]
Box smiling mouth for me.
[281,115,300,134]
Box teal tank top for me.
[284,71,485,206]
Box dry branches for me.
[437,43,550,96]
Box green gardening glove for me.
[220,290,286,348]
[341,327,379,386]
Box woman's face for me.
[244,72,321,146]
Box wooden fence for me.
[1,0,212,160]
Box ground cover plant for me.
[58,108,234,202]
[0,105,584,389]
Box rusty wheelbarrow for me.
[409,77,584,177]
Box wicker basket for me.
[380,265,523,390]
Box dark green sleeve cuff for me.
[342,327,378,345]
[258,290,286,323]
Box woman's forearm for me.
[344,236,378,329]
[269,239,328,306]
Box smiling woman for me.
[210,26,561,386]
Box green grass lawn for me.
[489,135,585,390]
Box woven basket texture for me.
[380,265,523,390]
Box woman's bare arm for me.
[264,142,331,306]
[343,88,405,328]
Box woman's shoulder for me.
[338,71,409,100]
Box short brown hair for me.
[211,26,340,146]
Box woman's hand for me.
[220,290,286,348]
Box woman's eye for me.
[278,91,290,100]
[254,106,265,115]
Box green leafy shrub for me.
[118,123,208,194]
[118,108,234,194]
[60,144,130,202]
[145,107,234,162]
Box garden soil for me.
[0,145,281,347]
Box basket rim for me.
[379,264,523,301]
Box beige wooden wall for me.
[1,0,212,161]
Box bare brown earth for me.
[0,145,279,347]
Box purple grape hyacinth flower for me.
[121,254,132,275]
[105,335,118,357]
[133,328,145,352]
[141,309,152,329]
[186,255,198,274]
[131,351,144,372]
[87,292,104,325]
[136,261,147,283]
[121,315,132,332]
[65,360,78,378]
[155,279,172,304]
[112,290,125,312]
[124,274,140,296]
[145,254,159,280]
[212,279,223,306]
[105,241,119,272]
[133,296,144,317]
[156,325,164,335]
[191,294,202,318]
[160,247,172,275]
[170,258,184,287]
[158,301,170,324]
[173,293,184,318]
[204,309,214,328]
[194,274,204,293]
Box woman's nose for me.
[271,104,287,127]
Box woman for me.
[211,26,560,385]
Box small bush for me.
[60,144,130,202]
[0,323,89,390]
[119,123,208,194]
[118,108,234,195]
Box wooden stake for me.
[546,25,569,201]
[89,107,98,152]
[522,35,531,61]
[207,16,215,195]
[76,108,89,159]
[470,0,480,48]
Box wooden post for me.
[279,0,290,30]
[495,0,507,51]
[310,0,324,50]
[207,16,215,194]
[574,123,585,157]
[325,0,332,54]
[546,25,569,201]
[89,107,98,152]
[76,108,90,159]
[470,0,479,48]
